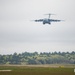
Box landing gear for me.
[43,22,51,25]
[43,22,45,25]
[48,22,51,24]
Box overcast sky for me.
[0,0,75,54]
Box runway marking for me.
[0,70,12,72]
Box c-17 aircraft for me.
[33,14,63,25]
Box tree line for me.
[0,51,75,65]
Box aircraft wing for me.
[50,19,61,22]
[34,19,43,22]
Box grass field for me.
[0,65,75,75]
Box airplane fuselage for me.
[43,18,51,24]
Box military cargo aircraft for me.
[33,14,63,25]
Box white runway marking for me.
[0,70,12,72]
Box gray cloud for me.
[0,0,75,54]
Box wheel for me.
[49,22,51,24]
[43,22,45,24]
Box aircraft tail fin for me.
[44,13,55,18]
